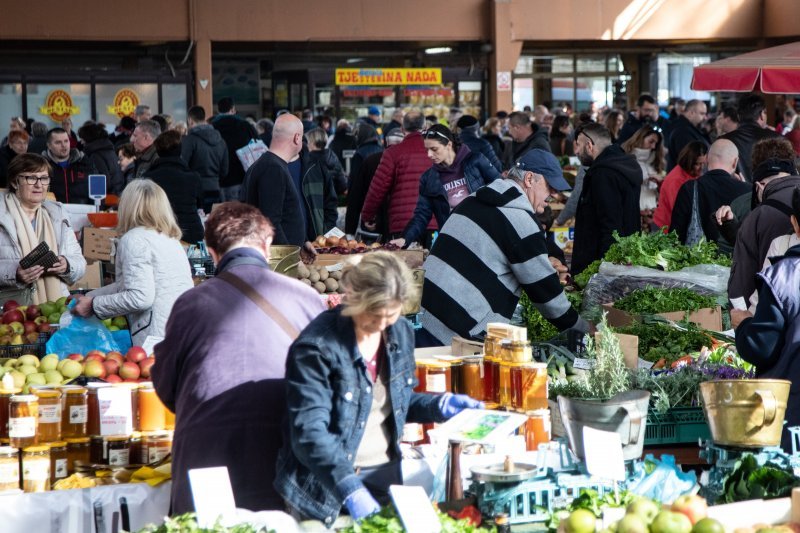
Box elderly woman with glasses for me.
[0,153,85,304]
[390,124,500,248]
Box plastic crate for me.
[644,406,710,445]
[0,342,46,358]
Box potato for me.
[315,236,327,247]
[324,278,339,292]
[313,281,326,294]
[308,270,321,283]
[296,263,310,279]
[330,270,342,281]
[326,236,340,247]
[318,268,329,281]
[300,278,312,286]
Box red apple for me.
[85,350,106,361]
[103,359,120,376]
[2,300,19,313]
[139,357,155,378]
[125,346,147,364]
[37,323,51,334]
[25,305,40,320]
[85,354,105,364]
[83,359,106,379]
[104,374,122,383]
[671,494,708,525]
[3,309,24,325]
[33,316,48,326]
[23,321,37,335]
[25,332,38,344]
[106,351,124,367]
[119,361,141,380]
[67,353,84,362]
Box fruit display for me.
[295,263,343,294]
[101,316,128,331]
[0,299,58,346]
[312,235,400,254]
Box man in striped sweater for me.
[418,151,589,346]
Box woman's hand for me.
[439,393,484,419]
[344,488,380,520]
[71,295,94,318]
[16,264,44,285]
[715,205,734,225]
[47,256,69,275]
[389,238,406,248]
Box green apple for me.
[26,373,46,386]
[18,354,39,367]
[627,498,661,525]
[617,514,648,533]
[48,312,61,323]
[56,296,68,307]
[651,511,692,533]
[564,509,597,533]
[112,316,127,329]
[40,354,59,372]
[9,370,25,389]
[108,325,120,331]
[692,518,725,533]
[44,370,63,385]
[18,364,38,376]
[60,359,83,379]
[102,318,113,328]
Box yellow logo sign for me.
[335,68,443,86]
[39,90,80,122]
[106,89,140,118]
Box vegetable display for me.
[137,513,273,533]
[602,231,730,271]
[341,505,494,533]
[520,291,583,342]
[614,322,710,365]
[613,288,716,315]
[721,454,800,503]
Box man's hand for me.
[300,241,317,264]
[549,256,569,285]
[733,171,745,182]
[16,264,44,285]
[71,295,94,318]
[715,205,734,225]
[47,256,69,275]
[389,238,406,248]
[730,309,753,329]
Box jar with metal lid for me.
[60,386,87,438]
[422,362,451,393]
[497,362,512,407]
[86,383,111,436]
[141,431,172,464]
[0,446,19,492]
[0,388,20,439]
[21,446,50,492]
[48,441,68,484]
[35,389,62,443]
[138,382,166,431]
[65,437,90,473]
[9,395,38,448]
[107,436,130,466]
[130,432,142,464]
[482,357,497,403]
[509,341,532,363]
[498,341,511,362]
[460,358,483,400]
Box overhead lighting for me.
[346,57,365,64]
[424,47,452,55]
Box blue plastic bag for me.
[45,313,132,359]
[626,454,698,504]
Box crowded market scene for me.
[6,1,800,532]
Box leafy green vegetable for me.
[545,488,635,529]
[342,505,495,533]
[574,260,601,289]
[613,287,716,315]
[520,291,583,342]
[722,454,800,503]
[614,321,709,363]
[603,231,730,271]
[137,513,273,533]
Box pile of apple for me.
[0,299,57,346]
[561,495,720,533]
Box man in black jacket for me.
[43,127,97,204]
[182,105,229,213]
[571,122,643,276]
[456,115,502,172]
[212,97,257,202]
[241,113,305,246]
[502,111,551,170]
[617,93,670,145]
[667,99,709,171]
[78,123,124,195]
[720,93,780,182]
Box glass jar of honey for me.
[35,389,62,443]
[21,446,50,492]
[9,395,38,448]
[482,357,497,403]
[496,362,512,407]
[65,437,90,473]
[164,408,175,430]
[61,386,87,438]
[107,436,131,466]
[0,388,20,440]
[0,446,19,492]
[460,358,483,400]
[141,431,172,464]
[518,363,549,411]
[414,361,429,392]
[423,362,451,393]
[509,341,532,363]
[138,383,166,432]
[525,409,551,451]
[498,341,511,362]
[48,441,68,484]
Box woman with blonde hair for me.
[72,179,193,344]
[275,251,482,523]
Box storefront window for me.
[27,83,91,129]
[551,56,574,73]
[0,84,23,141]
[162,84,188,123]
[96,84,158,127]
[513,78,533,112]
[576,56,607,73]
[458,81,482,119]
[656,54,712,105]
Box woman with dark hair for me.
[653,141,708,229]
[622,125,666,212]
[605,110,624,143]
[391,124,500,247]
[549,115,574,157]
[117,143,137,186]
[79,122,125,194]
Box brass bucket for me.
[700,379,790,448]
[269,245,301,278]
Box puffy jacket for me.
[43,149,98,205]
[459,129,502,172]
[90,227,193,346]
[143,156,204,244]
[83,138,124,195]
[502,126,551,170]
[0,196,86,303]
[181,124,229,193]
[360,132,434,234]
[212,114,257,187]
[274,306,444,525]
[403,148,500,244]
[572,144,643,275]
[482,133,505,162]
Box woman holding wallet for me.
[0,153,85,304]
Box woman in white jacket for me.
[73,180,193,345]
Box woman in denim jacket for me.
[274,252,482,526]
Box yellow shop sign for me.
[335,68,442,86]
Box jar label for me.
[401,423,424,443]
[0,462,19,484]
[426,374,447,393]
[147,445,169,464]
[108,449,129,466]
[54,458,68,479]
[23,458,50,481]
[39,404,61,423]
[69,405,88,424]
[9,416,36,438]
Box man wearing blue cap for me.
[360,106,384,137]
[417,148,588,347]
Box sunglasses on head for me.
[422,129,450,142]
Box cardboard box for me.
[69,260,102,290]
[601,302,723,331]
[413,336,483,360]
[82,227,119,262]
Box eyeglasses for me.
[422,129,450,142]
[18,174,50,185]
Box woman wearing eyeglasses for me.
[391,124,500,248]
[0,153,86,305]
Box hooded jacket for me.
[459,128,502,172]
[571,144,643,275]
[181,124,230,193]
[666,115,709,171]
[43,149,98,205]
[502,126,551,170]
[420,178,588,345]
[212,114,258,188]
[728,175,800,307]
[83,137,124,195]
[143,156,205,244]
[720,121,781,182]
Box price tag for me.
[324,227,346,239]
[390,485,442,533]
[582,426,625,481]
[190,467,237,528]
[98,386,133,436]
[141,336,164,356]
[573,358,595,370]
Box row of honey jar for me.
[0,381,174,448]
[0,430,173,493]
[415,357,548,411]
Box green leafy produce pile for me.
[341,505,495,533]
[546,488,636,529]
[629,366,709,414]
[613,287,717,315]
[614,322,709,363]
[520,291,583,342]
[603,231,730,271]
[137,514,273,533]
[574,260,601,289]
[722,454,800,503]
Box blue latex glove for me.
[438,393,485,419]
[344,488,380,520]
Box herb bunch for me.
[613,287,717,315]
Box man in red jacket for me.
[360,111,436,243]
